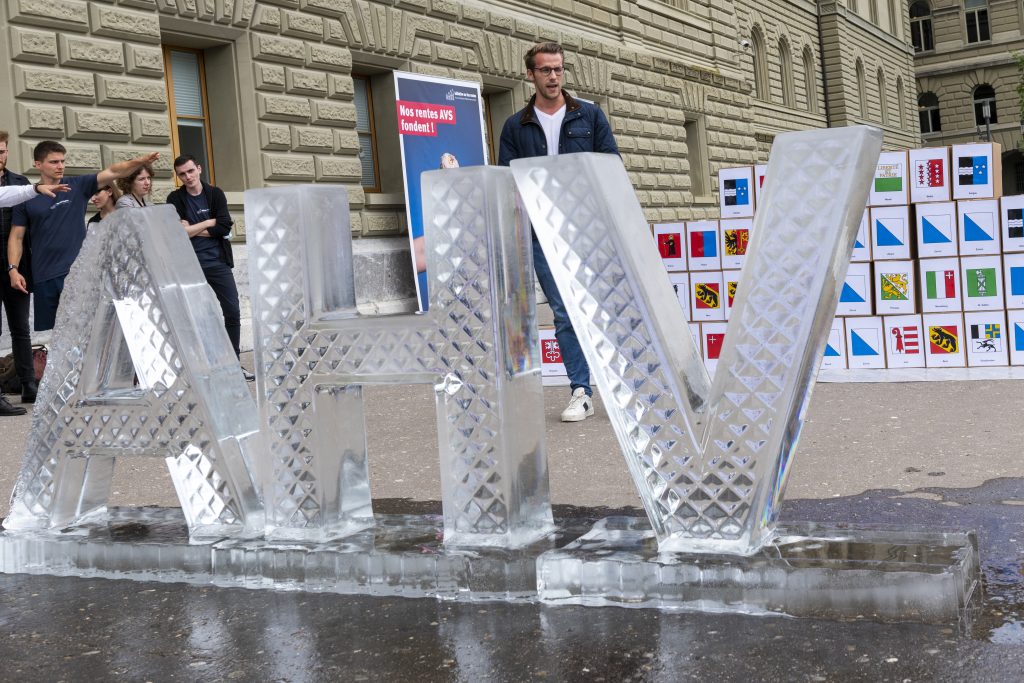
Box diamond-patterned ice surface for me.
[246,175,552,546]
[511,127,882,554]
[4,206,264,540]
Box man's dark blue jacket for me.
[498,91,618,165]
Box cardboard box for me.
[1007,309,1024,365]
[701,322,727,376]
[869,150,910,206]
[690,270,726,322]
[883,314,925,368]
[915,201,957,258]
[753,164,768,206]
[964,311,1009,367]
[1001,194,1024,252]
[961,255,1004,311]
[720,219,752,270]
[821,318,847,370]
[845,316,886,369]
[908,147,952,203]
[870,205,912,260]
[722,269,741,320]
[653,223,687,272]
[918,257,962,313]
[718,166,755,218]
[668,272,691,319]
[923,313,966,367]
[851,210,872,262]
[689,322,702,357]
[539,327,569,385]
[952,142,1002,200]
[1004,253,1024,309]
[874,260,917,315]
[957,198,1001,255]
[836,261,873,316]
[686,220,722,271]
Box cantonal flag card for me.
[961,255,1003,311]
[908,147,951,203]
[883,314,925,369]
[686,220,721,271]
[923,312,966,367]
[964,310,1008,367]
[1001,194,1024,253]
[918,257,961,313]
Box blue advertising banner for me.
[394,72,488,310]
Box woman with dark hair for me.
[87,184,120,225]
[114,163,154,209]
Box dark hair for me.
[0,130,8,145]
[94,183,121,207]
[524,42,564,70]
[116,163,155,195]
[173,154,198,170]
[33,140,66,162]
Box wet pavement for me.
[1,379,1024,681]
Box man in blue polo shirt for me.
[8,140,158,332]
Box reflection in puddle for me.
[990,620,1024,645]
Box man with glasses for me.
[498,41,619,422]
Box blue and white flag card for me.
[845,316,886,369]
[685,220,721,271]
[870,205,912,260]
[718,166,755,219]
[964,310,1008,367]
[1000,194,1024,253]
[952,142,1001,200]
[821,318,847,370]
[836,261,873,316]
[883,314,925,369]
[1006,309,1024,366]
[960,255,1004,312]
[874,260,916,315]
[653,223,687,272]
[908,147,951,204]
[957,198,1001,256]
[869,151,910,207]
[918,256,962,313]
[923,313,966,367]
[1002,253,1024,309]
[915,201,957,258]
[851,210,872,262]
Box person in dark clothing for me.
[165,155,252,382]
[498,41,619,422]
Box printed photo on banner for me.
[394,72,488,310]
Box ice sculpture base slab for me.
[537,517,980,626]
[0,508,576,602]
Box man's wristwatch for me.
[7,265,17,272]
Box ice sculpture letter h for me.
[512,127,882,555]
[246,173,552,546]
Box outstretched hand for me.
[36,183,71,198]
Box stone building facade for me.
[911,0,1023,195]
[0,0,919,243]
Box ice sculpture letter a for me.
[511,127,882,555]
[246,174,552,545]
[5,206,265,540]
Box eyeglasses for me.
[531,66,564,76]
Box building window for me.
[888,0,899,34]
[918,92,941,133]
[684,114,710,198]
[353,75,380,191]
[803,48,818,114]
[751,29,769,101]
[164,47,214,184]
[973,84,998,125]
[965,0,990,43]
[868,0,879,24]
[855,60,866,118]
[877,70,888,124]
[778,39,794,107]
[910,2,934,51]
[896,77,907,128]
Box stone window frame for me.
[973,84,998,126]
[896,77,907,129]
[868,0,879,25]
[778,37,795,108]
[352,74,381,193]
[910,1,934,52]
[964,0,990,44]
[164,45,216,186]
[855,59,867,119]
[876,69,888,124]
[802,47,818,114]
[751,28,770,102]
[682,112,711,202]
[887,0,899,34]
[918,91,941,134]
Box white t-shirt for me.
[534,105,566,157]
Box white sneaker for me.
[560,387,594,422]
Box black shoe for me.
[0,396,26,416]
[242,369,256,382]
[21,380,37,404]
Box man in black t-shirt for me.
[165,155,251,381]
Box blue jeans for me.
[533,237,591,396]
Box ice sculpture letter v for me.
[5,206,265,540]
[512,127,883,554]
[247,175,552,546]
